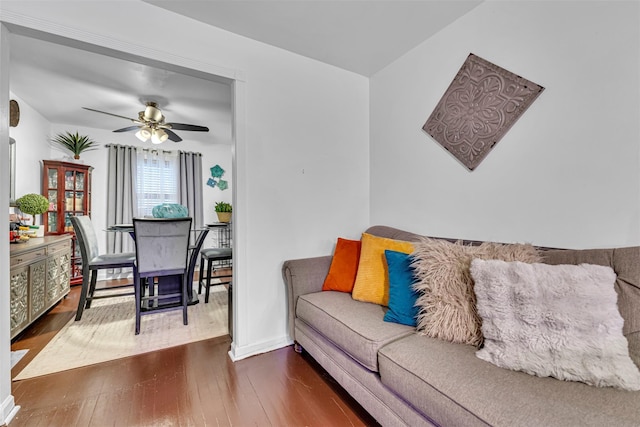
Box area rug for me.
[11,350,28,369]
[14,284,228,381]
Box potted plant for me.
[16,193,50,230]
[215,201,232,223]
[52,131,98,160]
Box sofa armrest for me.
[282,255,332,342]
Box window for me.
[135,148,179,217]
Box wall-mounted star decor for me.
[210,165,225,178]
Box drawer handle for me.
[15,258,22,263]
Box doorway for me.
[0,18,246,411]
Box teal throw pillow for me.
[383,249,419,327]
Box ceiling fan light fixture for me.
[151,128,168,145]
[144,103,164,123]
[84,103,209,143]
[135,126,152,142]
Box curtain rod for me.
[105,144,202,156]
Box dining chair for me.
[132,217,192,334]
[198,247,233,303]
[186,227,210,300]
[70,216,136,321]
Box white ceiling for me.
[8,1,481,141]
[9,33,234,145]
[146,0,481,77]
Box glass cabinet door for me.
[48,168,58,190]
[47,190,57,210]
[65,191,75,212]
[61,170,86,232]
[65,171,74,190]
[76,172,85,191]
[45,166,59,233]
[64,212,74,233]
[75,193,84,211]
[47,212,58,234]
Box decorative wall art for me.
[207,164,229,190]
[422,53,544,171]
[210,165,225,178]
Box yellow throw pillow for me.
[352,233,414,306]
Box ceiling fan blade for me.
[113,125,141,133]
[83,107,137,122]
[165,129,183,142]
[166,123,209,132]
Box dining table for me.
[107,223,210,306]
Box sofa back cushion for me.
[542,247,640,368]
[365,225,487,246]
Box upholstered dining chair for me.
[70,216,136,321]
[132,217,192,335]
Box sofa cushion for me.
[322,237,361,293]
[542,246,640,368]
[471,259,640,391]
[296,291,413,372]
[352,233,414,306]
[378,334,640,427]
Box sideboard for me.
[9,235,72,339]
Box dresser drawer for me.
[10,248,47,267]
[48,240,71,254]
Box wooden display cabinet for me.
[42,160,93,285]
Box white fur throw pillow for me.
[411,238,540,346]
[471,259,640,391]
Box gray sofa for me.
[282,225,640,426]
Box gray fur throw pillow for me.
[411,237,540,346]
[471,259,640,391]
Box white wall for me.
[1,0,370,367]
[0,24,18,425]
[9,93,50,205]
[370,0,640,249]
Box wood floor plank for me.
[10,281,379,427]
[89,388,131,427]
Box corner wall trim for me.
[228,336,291,362]
[0,395,19,426]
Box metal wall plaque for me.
[423,54,544,170]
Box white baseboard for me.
[228,336,291,361]
[0,394,18,426]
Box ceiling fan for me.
[83,102,209,144]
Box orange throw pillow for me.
[322,238,362,293]
[351,233,414,306]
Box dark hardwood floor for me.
[10,278,379,426]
